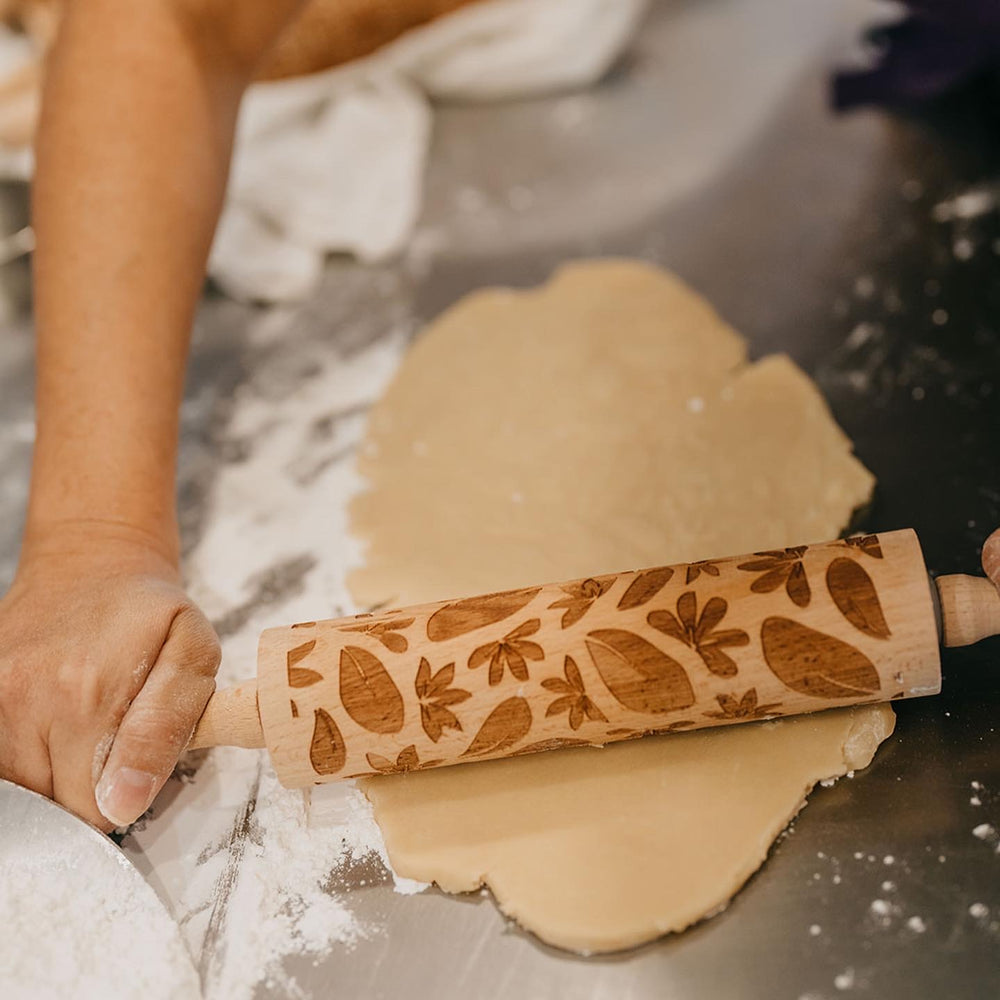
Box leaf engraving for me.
[647,591,749,677]
[426,587,541,641]
[617,567,674,610]
[287,639,323,688]
[548,576,616,628]
[310,709,346,776]
[761,617,881,699]
[511,738,592,755]
[826,557,891,639]
[339,645,405,734]
[462,697,532,757]
[415,657,471,742]
[344,617,415,653]
[468,619,545,686]
[585,629,695,714]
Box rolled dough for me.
[350,259,893,952]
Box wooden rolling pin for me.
[189,529,1000,787]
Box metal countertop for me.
[0,1,997,997]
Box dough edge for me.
[362,703,895,953]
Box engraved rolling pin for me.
[189,529,1000,787]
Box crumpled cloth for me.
[213,0,645,301]
[0,0,644,302]
[833,0,1000,111]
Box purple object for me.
[833,0,1000,109]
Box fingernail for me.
[94,767,158,828]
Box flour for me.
[195,771,369,998]
[0,841,198,1000]
[122,325,420,998]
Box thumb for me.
[983,528,1000,589]
[95,607,219,828]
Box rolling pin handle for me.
[935,574,1000,648]
[187,679,265,750]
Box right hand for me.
[983,528,1000,589]
[0,523,220,831]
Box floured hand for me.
[0,523,219,831]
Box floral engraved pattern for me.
[414,657,471,742]
[647,591,749,677]
[685,559,722,585]
[541,655,608,730]
[366,745,443,775]
[548,576,616,628]
[468,619,545,686]
[737,546,811,607]
[343,616,415,653]
[843,534,883,559]
[704,688,782,721]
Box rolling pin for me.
[189,529,1000,787]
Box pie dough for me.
[350,259,893,952]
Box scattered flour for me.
[192,769,427,999]
[834,967,856,991]
[931,187,998,223]
[0,840,198,1000]
[119,325,417,997]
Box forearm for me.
[26,0,300,564]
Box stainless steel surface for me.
[0,780,198,987]
[1,0,998,997]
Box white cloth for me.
[0,0,646,302]
[213,0,647,301]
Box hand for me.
[983,528,1000,589]
[0,523,220,831]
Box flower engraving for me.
[548,576,616,628]
[685,559,722,585]
[366,745,443,775]
[414,657,471,742]
[704,688,782,721]
[343,616,415,653]
[737,546,811,607]
[541,655,608,730]
[468,619,545,685]
[648,591,749,677]
[843,534,883,559]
